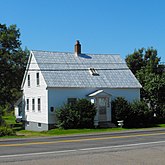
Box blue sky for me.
[1,0,165,61]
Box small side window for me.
[50,107,54,112]
[38,123,41,128]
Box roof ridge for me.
[32,50,120,56]
[32,50,73,54]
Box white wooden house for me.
[20,41,142,131]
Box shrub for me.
[126,100,153,128]
[112,97,153,128]
[56,104,80,129]
[56,99,96,129]
[74,99,96,128]
[111,97,131,125]
[0,127,16,137]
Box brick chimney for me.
[74,40,81,56]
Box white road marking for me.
[0,150,77,158]
[80,140,165,151]
[0,140,165,158]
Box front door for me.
[97,97,108,122]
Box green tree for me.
[125,47,160,75]
[125,48,144,74]
[126,47,165,123]
[0,24,29,108]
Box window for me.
[89,68,99,76]
[28,74,30,87]
[38,123,41,128]
[50,107,54,112]
[36,72,40,86]
[32,98,35,111]
[38,98,41,111]
[26,99,29,111]
[68,98,77,106]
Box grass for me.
[17,127,126,137]
[1,114,165,138]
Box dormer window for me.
[89,68,99,76]
[36,72,40,86]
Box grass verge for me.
[1,114,165,139]
[14,123,165,138]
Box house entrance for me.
[88,90,112,127]
[97,97,107,122]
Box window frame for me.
[38,123,41,128]
[36,72,40,86]
[32,98,35,111]
[50,106,54,112]
[27,74,30,87]
[26,98,29,111]
[38,98,41,112]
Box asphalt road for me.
[0,128,165,165]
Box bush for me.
[112,97,153,128]
[56,99,96,129]
[56,104,79,129]
[74,99,96,128]
[126,100,153,128]
[0,127,16,137]
[112,97,131,124]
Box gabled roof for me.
[29,50,142,88]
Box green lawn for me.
[17,127,126,137]
[16,123,165,137]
